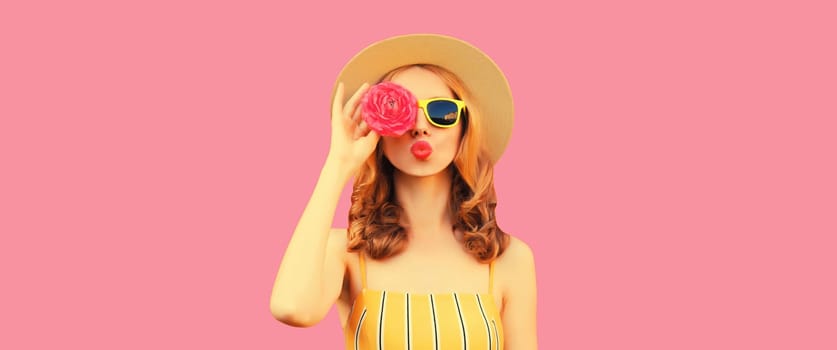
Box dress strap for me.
[358,251,367,290]
[488,260,495,294]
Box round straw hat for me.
[332,33,514,163]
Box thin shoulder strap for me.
[488,260,495,294]
[358,252,367,290]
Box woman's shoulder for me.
[496,234,535,266]
[492,234,537,310]
[494,234,536,286]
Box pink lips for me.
[410,141,432,160]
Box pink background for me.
[2,0,835,349]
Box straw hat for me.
[331,33,514,163]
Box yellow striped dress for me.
[344,253,504,350]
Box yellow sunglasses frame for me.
[416,98,466,128]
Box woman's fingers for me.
[354,120,369,140]
[350,102,363,126]
[343,82,370,119]
[332,82,345,119]
[333,82,376,145]
[358,129,380,149]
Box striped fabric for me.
[344,254,504,350]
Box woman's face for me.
[381,67,463,177]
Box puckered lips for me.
[410,140,432,160]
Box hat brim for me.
[332,34,513,164]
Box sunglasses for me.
[416,98,466,128]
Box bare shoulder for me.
[495,235,535,270]
[494,235,537,304]
[494,236,539,350]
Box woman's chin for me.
[391,158,451,178]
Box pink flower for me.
[361,82,417,136]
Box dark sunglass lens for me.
[426,100,459,125]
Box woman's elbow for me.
[270,298,320,328]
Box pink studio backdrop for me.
[2,1,835,349]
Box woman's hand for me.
[328,82,380,176]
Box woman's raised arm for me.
[269,82,378,327]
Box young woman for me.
[271,34,537,350]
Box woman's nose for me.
[410,108,430,137]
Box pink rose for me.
[361,82,417,136]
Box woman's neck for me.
[393,167,455,239]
